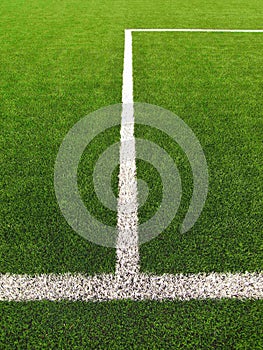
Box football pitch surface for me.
[1,0,263,348]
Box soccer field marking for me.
[1,28,263,302]
[130,28,263,32]
[1,273,262,301]
[115,28,263,283]
[121,30,133,104]
[116,29,139,276]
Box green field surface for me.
[1,0,263,348]
[1,300,263,349]
[134,32,263,274]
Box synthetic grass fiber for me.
[1,0,263,348]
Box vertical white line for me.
[116,29,140,277]
[122,29,134,104]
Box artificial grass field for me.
[1,0,263,348]
[1,300,263,349]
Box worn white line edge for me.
[1,273,262,301]
[113,27,263,298]
[116,29,140,276]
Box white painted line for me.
[1,28,262,302]
[130,28,263,33]
[1,273,262,301]
[116,29,140,276]
[115,27,263,290]
[121,30,133,104]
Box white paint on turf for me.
[1,273,262,301]
[131,29,263,32]
[116,29,140,276]
[121,30,133,104]
[115,28,263,295]
[1,28,262,301]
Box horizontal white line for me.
[130,28,263,33]
[1,272,262,301]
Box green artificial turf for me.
[133,32,263,274]
[1,300,263,349]
[1,0,262,274]
[0,0,124,274]
[1,0,263,348]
